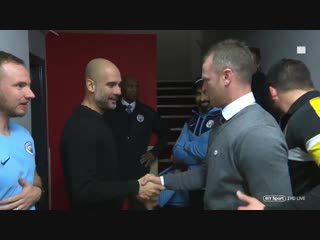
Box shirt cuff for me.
[160,176,165,186]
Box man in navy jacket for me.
[103,75,169,209]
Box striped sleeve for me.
[305,97,320,166]
[306,134,320,166]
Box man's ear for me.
[222,68,232,86]
[86,79,95,93]
[269,86,278,100]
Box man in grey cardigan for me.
[142,39,293,210]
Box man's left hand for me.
[0,177,41,210]
[140,152,156,167]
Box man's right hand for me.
[140,174,161,186]
[236,191,265,210]
[138,174,164,199]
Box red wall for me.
[46,32,157,209]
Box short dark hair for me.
[249,47,261,64]
[120,75,138,88]
[0,51,24,67]
[204,39,254,84]
[267,58,314,92]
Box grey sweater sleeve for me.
[237,125,293,207]
[163,163,207,191]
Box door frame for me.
[29,53,50,210]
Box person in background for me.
[163,77,221,209]
[0,51,43,210]
[59,58,164,210]
[103,75,169,210]
[250,47,281,121]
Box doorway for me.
[30,53,49,210]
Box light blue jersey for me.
[0,121,36,210]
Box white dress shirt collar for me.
[222,92,256,121]
[121,98,136,111]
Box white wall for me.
[201,30,320,90]
[204,30,320,89]
[201,30,253,53]
[244,30,320,90]
[0,30,31,132]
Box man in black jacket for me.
[59,59,164,210]
[103,75,169,209]
[250,47,281,121]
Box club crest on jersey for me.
[206,120,214,128]
[25,142,34,155]
[137,114,144,123]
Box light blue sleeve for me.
[173,123,198,165]
[183,130,210,160]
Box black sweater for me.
[59,105,139,210]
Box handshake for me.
[137,174,165,210]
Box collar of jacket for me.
[280,90,320,130]
[192,107,221,117]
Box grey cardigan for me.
[164,104,292,210]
